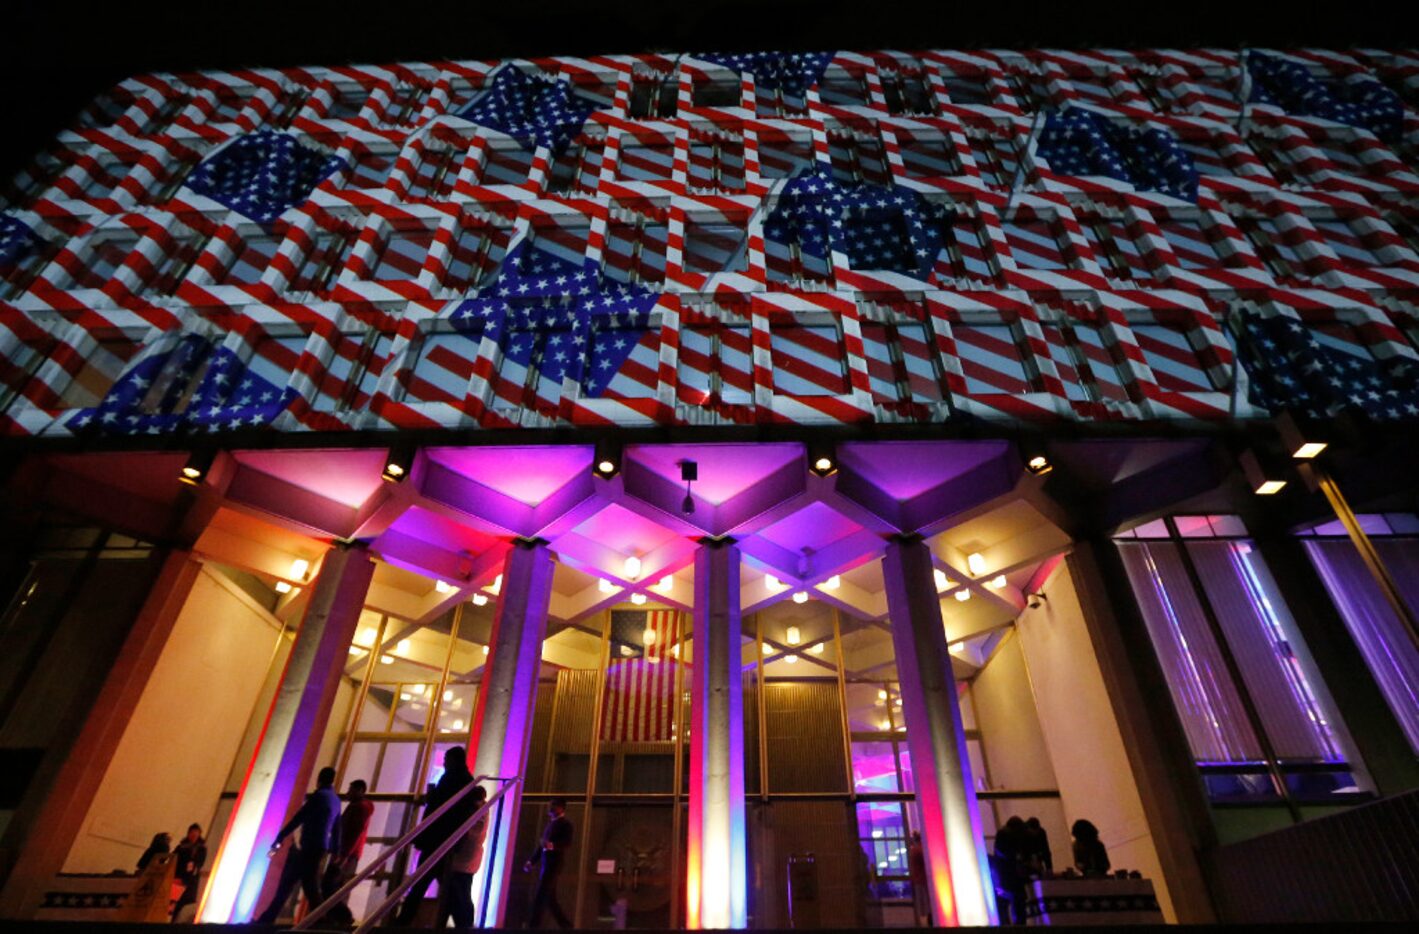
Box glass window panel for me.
[953,324,1032,395]
[770,324,848,395]
[373,740,423,794]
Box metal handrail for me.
[292,773,519,931]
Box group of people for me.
[991,816,1112,924]
[135,823,207,921]
[251,747,574,930]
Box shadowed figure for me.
[523,798,573,929]
[256,766,343,925]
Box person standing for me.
[1071,819,1110,877]
[136,832,171,873]
[523,798,573,929]
[907,831,931,927]
[439,784,489,930]
[170,823,207,921]
[321,779,374,927]
[254,766,343,925]
[394,747,476,926]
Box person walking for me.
[438,785,489,930]
[254,766,343,925]
[321,779,374,927]
[393,747,476,926]
[523,798,573,929]
[170,823,207,921]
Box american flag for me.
[1236,312,1419,420]
[1037,107,1199,200]
[451,237,661,406]
[0,214,39,270]
[67,334,298,435]
[186,130,342,225]
[458,65,601,159]
[698,51,833,96]
[764,164,951,280]
[1246,52,1403,143]
[600,609,682,743]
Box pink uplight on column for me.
[467,539,556,926]
[686,538,747,929]
[883,535,996,927]
[199,544,374,923]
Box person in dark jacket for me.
[255,766,343,925]
[439,784,489,931]
[170,823,207,919]
[993,817,1028,925]
[523,798,573,929]
[1023,817,1053,877]
[394,747,476,925]
[1071,819,1110,877]
[321,779,375,927]
[136,832,171,873]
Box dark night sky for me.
[0,0,1412,181]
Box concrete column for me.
[882,535,996,927]
[0,548,200,919]
[1249,534,1419,796]
[467,538,556,927]
[199,543,374,923]
[1067,539,1217,923]
[686,537,747,929]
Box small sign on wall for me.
[596,859,617,875]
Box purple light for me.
[837,441,1008,501]
[425,445,593,505]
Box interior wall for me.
[1013,560,1176,921]
[969,632,1070,872]
[62,566,286,873]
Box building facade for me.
[1,46,1418,927]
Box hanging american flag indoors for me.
[601,609,682,743]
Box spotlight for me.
[1277,410,1330,460]
[1025,454,1052,476]
[656,575,673,591]
[792,591,809,604]
[954,589,971,602]
[179,448,217,486]
[598,578,615,594]
[811,642,825,654]
[624,555,642,579]
[593,440,622,479]
[290,558,310,581]
[471,593,488,606]
[808,444,837,478]
[823,574,841,590]
[988,575,1008,589]
[933,569,950,592]
[382,444,414,483]
[967,552,986,576]
[786,625,801,645]
[783,654,798,664]
[274,580,292,594]
[1239,449,1287,496]
[631,592,647,605]
[435,580,453,594]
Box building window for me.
[860,318,944,404]
[1002,217,1073,271]
[818,70,871,107]
[1157,216,1229,270]
[826,130,892,186]
[546,137,604,194]
[1237,215,1310,279]
[1300,515,1419,753]
[628,72,677,118]
[881,71,936,115]
[897,132,961,178]
[289,222,357,292]
[407,145,466,199]
[941,73,991,106]
[369,221,436,281]
[442,221,510,292]
[757,134,814,180]
[479,146,535,187]
[677,322,752,405]
[346,142,399,190]
[618,139,676,181]
[1116,516,1362,803]
[1077,209,1153,281]
[602,217,669,285]
[952,323,1033,396]
[687,133,746,191]
[968,134,1026,188]
[313,331,394,412]
[769,322,849,396]
[407,331,477,405]
[1309,216,1383,267]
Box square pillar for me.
[468,538,556,927]
[883,535,996,927]
[199,543,374,923]
[686,537,747,929]
[0,549,200,919]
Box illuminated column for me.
[199,543,374,923]
[883,535,997,927]
[468,538,555,927]
[686,537,747,929]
